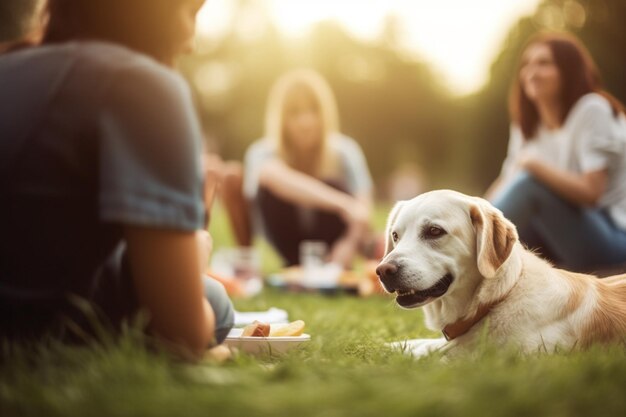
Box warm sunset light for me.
[196,0,542,95]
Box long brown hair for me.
[43,0,192,64]
[509,32,624,140]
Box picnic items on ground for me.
[241,320,305,338]
[267,320,306,337]
[267,260,385,296]
[224,320,310,355]
[241,321,271,337]
[210,247,263,297]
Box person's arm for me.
[521,97,620,207]
[486,126,525,201]
[125,226,215,360]
[258,159,369,224]
[521,158,608,207]
[326,138,375,266]
[328,191,373,267]
[98,61,222,359]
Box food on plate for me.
[241,321,270,337]
[269,320,306,337]
[240,320,306,337]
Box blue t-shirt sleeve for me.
[98,62,205,231]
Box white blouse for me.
[500,93,626,230]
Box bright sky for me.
[196,0,542,95]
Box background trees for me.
[180,0,626,197]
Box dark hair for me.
[0,0,42,41]
[44,0,187,64]
[509,31,624,140]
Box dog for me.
[376,190,626,358]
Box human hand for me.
[339,199,370,231]
[516,151,542,173]
[196,230,213,273]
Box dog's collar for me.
[441,301,498,341]
[442,262,523,341]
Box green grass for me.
[2,205,626,416]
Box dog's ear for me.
[469,201,518,278]
[384,201,406,257]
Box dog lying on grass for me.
[376,190,626,358]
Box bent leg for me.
[202,276,234,345]
[492,172,626,271]
[257,186,304,266]
[219,162,252,247]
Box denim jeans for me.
[202,276,235,345]
[491,171,626,271]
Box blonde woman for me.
[242,69,375,267]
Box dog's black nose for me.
[376,263,398,280]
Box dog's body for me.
[377,190,626,357]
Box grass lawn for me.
[2,205,626,416]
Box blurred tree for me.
[465,0,626,193]
[180,11,456,193]
[180,0,626,198]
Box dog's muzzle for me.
[376,262,400,292]
[376,262,454,308]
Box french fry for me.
[269,320,305,337]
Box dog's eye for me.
[392,231,399,243]
[424,226,446,239]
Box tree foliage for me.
[180,0,626,197]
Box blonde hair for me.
[264,69,339,176]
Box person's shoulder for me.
[568,93,614,122]
[249,138,275,150]
[80,41,185,88]
[332,133,364,154]
[245,138,276,158]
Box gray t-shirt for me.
[500,93,626,230]
[0,42,205,302]
[243,134,373,235]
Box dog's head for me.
[376,190,518,309]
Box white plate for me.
[224,328,311,355]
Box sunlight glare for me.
[196,0,543,94]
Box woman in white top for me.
[241,69,376,267]
[488,32,626,272]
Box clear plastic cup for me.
[211,247,262,296]
[299,241,341,287]
[299,240,328,270]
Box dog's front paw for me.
[387,338,448,358]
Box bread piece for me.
[269,320,305,337]
[242,321,270,337]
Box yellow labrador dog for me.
[377,190,626,357]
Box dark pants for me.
[257,185,348,266]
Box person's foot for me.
[204,344,232,363]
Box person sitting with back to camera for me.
[0,0,233,360]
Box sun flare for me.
[197,0,542,95]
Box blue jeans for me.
[491,172,626,271]
[202,276,235,345]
